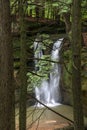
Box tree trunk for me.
[0,0,15,130]
[35,0,40,19]
[72,0,84,130]
[19,1,27,130]
[62,12,71,34]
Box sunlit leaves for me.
[10,0,87,22]
[27,34,52,89]
[58,0,72,14]
[81,0,87,20]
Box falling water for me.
[34,38,63,107]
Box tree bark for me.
[62,12,71,34]
[72,0,84,130]
[19,1,27,130]
[0,0,15,130]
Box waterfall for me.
[34,38,63,107]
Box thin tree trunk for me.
[19,1,27,130]
[62,12,71,34]
[72,0,84,130]
[0,0,15,130]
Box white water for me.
[34,38,63,107]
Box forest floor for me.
[16,116,72,130]
[15,104,87,130]
[15,105,73,130]
[26,122,71,130]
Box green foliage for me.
[27,56,51,89]
[36,55,51,76]
[63,48,72,88]
[14,61,20,69]
[58,0,72,14]
[10,0,87,24]
[63,47,71,62]
[10,0,18,14]
[27,55,51,88]
[27,34,53,89]
[27,72,42,88]
[41,34,53,47]
[81,0,87,20]
[62,46,87,89]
